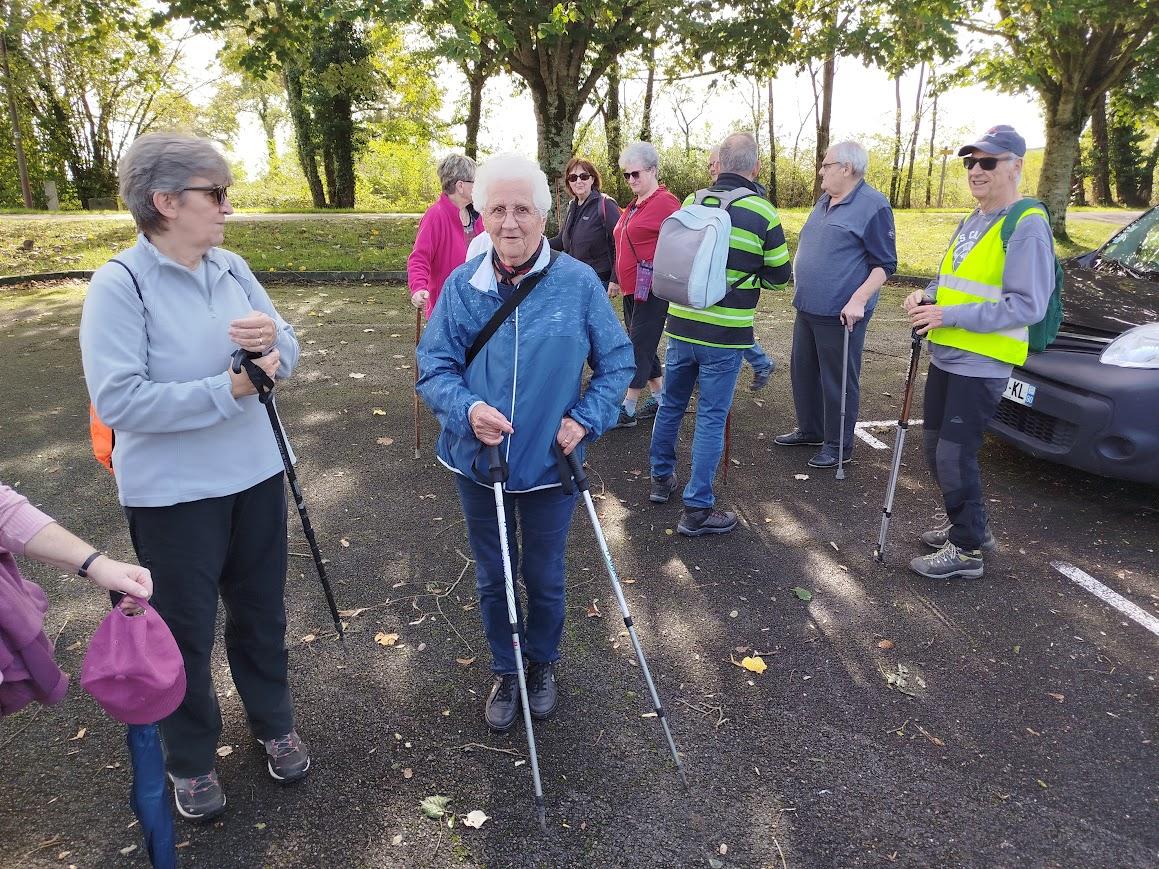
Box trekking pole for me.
[231,350,344,639]
[485,444,548,830]
[836,324,850,481]
[873,319,926,563]
[413,309,422,460]
[556,445,689,788]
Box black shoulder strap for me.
[465,251,560,368]
[109,258,143,302]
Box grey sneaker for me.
[920,524,996,552]
[636,394,660,418]
[612,407,638,429]
[774,429,823,447]
[168,770,226,822]
[649,473,678,503]
[750,366,773,391]
[485,674,520,733]
[260,730,310,783]
[526,662,559,720]
[677,507,738,537]
[909,542,984,580]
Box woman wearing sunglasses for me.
[609,141,681,428]
[548,157,621,292]
[80,132,308,823]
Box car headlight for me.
[1100,323,1159,369]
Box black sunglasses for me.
[566,172,592,183]
[183,185,230,205]
[962,156,1013,171]
[623,169,651,181]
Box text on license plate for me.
[1003,377,1036,407]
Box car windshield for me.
[1097,208,1159,279]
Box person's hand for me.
[411,290,429,311]
[86,556,153,600]
[909,304,944,335]
[607,282,619,299]
[556,416,586,456]
[469,403,514,446]
[840,297,865,330]
[229,349,281,398]
[902,289,927,312]
[228,311,278,354]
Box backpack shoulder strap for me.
[1000,197,1048,250]
[465,250,560,368]
[693,186,757,210]
[108,258,143,302]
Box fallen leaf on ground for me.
[340,538,350,547]
[719,843,729,855]
[792,587,813,601]
[254,822,266,831]
[391,834,403,846]
[216,745,233,757]
[338,607,367,619]
[794,474,809,481]
[68,727,87,741]
[456,656,477,666]
[376,437,394,446]
[375,632,400,647]
[301,633,317,643]
[587,600,602,619]
[1047,692,1065,702]
[349,372,366,379]
[462,810,490,829]
[120,845,137,856]
[740,655,767,674]
[877,639,895,650]
[420,795,451,819]
[372,408,386,415]
[403,768,413,779]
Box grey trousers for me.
[789,310,870,452]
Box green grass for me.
[0,210,1123,278]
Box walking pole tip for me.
[836,466,845,481]
[536,804,547,831]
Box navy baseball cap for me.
[958,125,1026,157]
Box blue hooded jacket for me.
[417,245,633,492]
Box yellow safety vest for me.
[927,207,1046,366]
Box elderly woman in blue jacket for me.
[417,153,633,733]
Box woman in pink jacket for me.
[407,154,484,318]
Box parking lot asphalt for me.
[0,279,1155,869]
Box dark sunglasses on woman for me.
[961,156,1013,171]
[622,170,647,180]
[183,185,230,206]
[567,172,592,183]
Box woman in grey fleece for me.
[79,132,307,823]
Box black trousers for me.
[789,310,869,452]
[621,293,668,389]
[125,472,294,777]
[921,365,1006,551]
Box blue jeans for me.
[743,340,773,374]
[455,476,577,674]
[649,339,743,509]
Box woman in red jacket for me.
[610,141,681,428]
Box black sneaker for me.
[909,542,984,580]
[808,448,852,469]
[636,394,660,419]
[774,429,823,447]
[485,674,520,733]
[526,662,559,720]
[649,473,678,503]
[260,730,311,783]
[920,524,997,553]
[750,367,773,391]
[677,507,738,537]
[168,770,226,822]
[612,407,638,429]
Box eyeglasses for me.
[567,172,592,183]
[622,169,651,181]
[183,185,229,206]
[485,204,540,222]
[819,161,844,171]
[962,156,1014,171]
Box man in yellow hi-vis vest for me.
[902,125,1055,580]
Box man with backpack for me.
[904,124,1057,580]
[648,132,792,536]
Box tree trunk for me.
[1070,161,1087,206]
[1139,137,1159,204]
[1089,91,1113,206]
[527,77,582,207]
[282,64,326,208]
[902,62,925,209]
[255,92,279,166]
[605,58,625,201]
[331,95,356,208]
[925,70,938,207]
[1036,85,1088,240]
[0,30,32,208]
[811,52,834,201]
[463,63,486,160]
[321,138,336,207]
[639,29,657,143]
[767,77,777,202]
[889,74,902,206]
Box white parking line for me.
[1051,561,1159,638]
[854,420,924,450]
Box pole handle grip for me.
[231,348,275,403]
[485,444,508,484]
[553,442,589,493]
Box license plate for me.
[1003,376,1036,407]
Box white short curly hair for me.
[472,153,552,216]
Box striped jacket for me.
[663,174,792,348]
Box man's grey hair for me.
[118,132,232,234]
[718,132,759,176]
[619,141,660,171]
[437,154,476,195]
[472,153,551,216]
[828,140,868,176]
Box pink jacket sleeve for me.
[0,484,54,556]
[407,206,444,298]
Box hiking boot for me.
[920,524,997,552]
[526,661,559,720]
[260,730,311,783]
[750,366,773,391]
[774,429,823,447]
[636,394,660,419]
[807,447,852,469]
[168,770,226,822]
[677,507,738,537]
[649,473,678,504]
[485,674,520,733]
[909,542,984,580]
[612,407,638,429]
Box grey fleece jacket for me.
[80,235,299,507]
